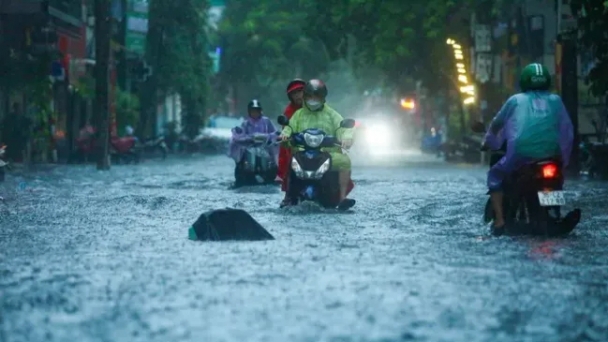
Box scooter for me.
[233,129,279,187]
[278,115,356,208]
[470,122,580,236]
[75,127,140,164]
[138,135,168,160]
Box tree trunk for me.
[94,0,110,170]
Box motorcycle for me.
[278,115,356,208]
[138,136,168,160]
[0,144,7,182]
[233,129,279,187]
[470,122,580,236]
[75,126,141,164]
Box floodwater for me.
[1,153,607,342]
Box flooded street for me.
[1,154,607,342]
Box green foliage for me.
[216,0,332,114]
[571,0,608,97]
[145,0,211,136]
[115,88,140,134]
[302,0,477,93]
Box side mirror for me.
[470,121,486,133]
[233,126,243,134]
[277,115,289,126]
[340,119,355,129]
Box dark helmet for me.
[247,99,262,111]
[519,63,551,91]
[286,79,306,97]
[304,79,328,99]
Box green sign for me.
[126,0,149,54]
[126,32,146,54]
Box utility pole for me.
[94,0,111,170]
[556,0,579,176]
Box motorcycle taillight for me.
[541,164,558,178]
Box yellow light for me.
[458,75,468,83]
[400,98,415,109]
[463,97,475,105]
[455,54,463,60]
[453,44,462,49]
[446,39,454,44]
[456,63,465,68]
[457,68,466,73]
[460,85,474,93]
[454,48,462,53]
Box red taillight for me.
[542,164,558,178]
[354,121,360,127]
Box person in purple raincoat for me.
[483,63,573,236]
[228,99,278,166]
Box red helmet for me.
[286,79,305,98]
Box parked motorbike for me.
[0,144,7,182]
[233,129,279,187]
[278,115,356,208]
[138,136,168,160]
[75,126,141,163]
[470,122,580,236]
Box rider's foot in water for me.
[337,198,356,211]
[564,208,581,225]
[280,196,293,208]
[491,220,506,236]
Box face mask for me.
[306,100,322,111]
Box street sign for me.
[474,25,491,52]
[126,32,146,54]
[475,53,492,83]
[125,0,148,55]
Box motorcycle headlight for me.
[303,132,324,148]
[314,159,330,178]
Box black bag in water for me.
[188,208,274,241]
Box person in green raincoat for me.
[279,79,356,209]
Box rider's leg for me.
[331,152,353,205]
[338,170,350,201]
[490,191,505,227]
[488,156,511,228]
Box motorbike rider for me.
[482,63,574,235]
[279,79,356,210]
[228,99,277,164]
[278,79,305,205]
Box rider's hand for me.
[280,134,289,142]
[341,139,353,149]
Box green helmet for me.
[519,63,551,91]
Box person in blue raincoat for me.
[482,63,574,235]
[228,99,278,164]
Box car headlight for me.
[366,125,389,137]
[365,125,391,144]
[303,132,324,148]
[314,159,330,178]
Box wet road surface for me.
[1,153,607,342]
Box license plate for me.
[537,191,566,206]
